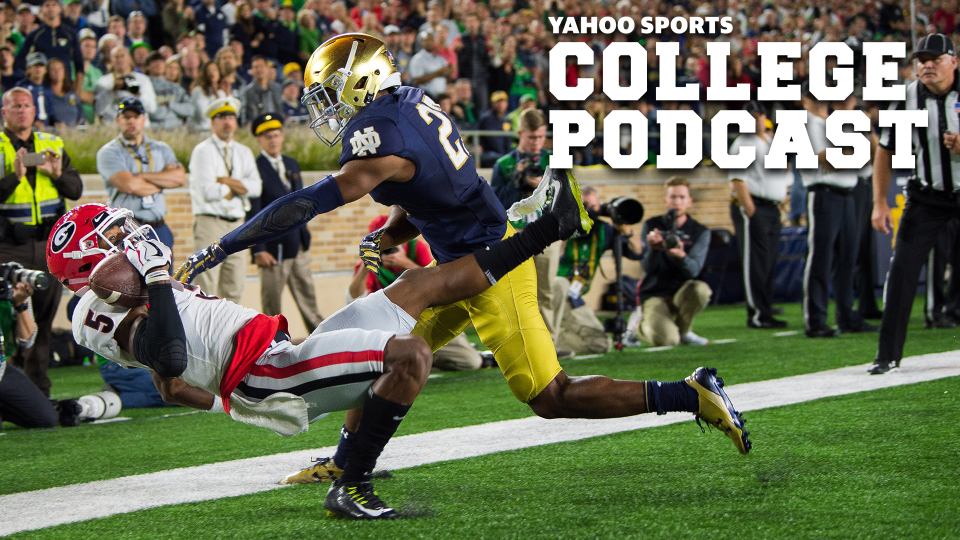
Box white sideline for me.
[2,351,959,535]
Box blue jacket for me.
[247,153,310,262]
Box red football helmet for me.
[46,204,157,293]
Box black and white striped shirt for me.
[879,75,960,192]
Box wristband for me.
[13,301,29,313]
[208,395,224,413]
[145,270,170,285]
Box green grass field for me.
[3,298,960,538]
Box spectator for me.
[12,6,39,48]
[178,46,201,91]
[239,55,283,124]
[163,55,183,86]
[455,13,489,113]
[194,0,228,59]
[0,46,20,90]
[15,0,83,88]
[450,78,477,129]
[127,11,148,45]
[229,0,256,65]
[111,0,157,20]
[280,79,308,122]
[507,29,539,109]
[728,101,791,329]
[297,9,320,63]
[44,57,84,127]
[247,112,323,330]
[475,90,510,167]
[129,42,151,72]
[61,0,87,33]
[0,279,56,429]
[76,28,101,124]
[15,52,59,130]
[188,96,262,304]
[328,2,356,34]
[0,87,83,397]
[107,15,133,48]
[408,30,450,98]
[506,93,535,131]
[190,60,226,129]
[251,0,283,62]
[394,24,417,84]
[162,0,196,48]
[282,62,302,86]
[346,215,483,371]
[275,0,299,65]
[555,186,641,354]
[634,177,712,347]
[418,0,458,46]
[488,34,515,96]
[96,33,119,73]
[94,46,156,124]
[145,51,194,128]
[215,46,247,95]
[97,97,184,257]
[382,24,401,56]
[433,24,457,79]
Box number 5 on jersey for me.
[415,97,469,169]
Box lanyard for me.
[119,137,153,174]
[571,230,599,279]
[217,140,234,176]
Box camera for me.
[661,208,687,249]
[512,152,544,186]
[122,74,140,94]
[598,197,644,225]
[0,263,49,301]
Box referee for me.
[871,33,960,374]
[801,85,878,338]
[729,101,791,329]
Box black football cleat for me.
[324,479,398,520]
[541,167,593,240]
[685,367,751,454]
[867,358,899,375]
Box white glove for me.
[125,239,173,284]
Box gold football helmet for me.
[302,33,401,146]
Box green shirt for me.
[299,26,321,55]
[82,64,103,124]
[557,225,608,296]
[0,300,15,358]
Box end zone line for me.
[2,351,959,536]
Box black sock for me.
[332,424,355,470]
[645,380,699,415]
[339,392,411,483]
[473,215,560,284]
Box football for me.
[88,252,148,308]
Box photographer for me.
[490,108,567,352]
[0,273,57,430]
[635,176,712,347]
[553,186,641,354]
[94,46,156,124]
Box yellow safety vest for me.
[0,132,66,225]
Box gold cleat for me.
[280,456,343,485]
[685,367,752,454]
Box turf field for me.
[2,298,960,539]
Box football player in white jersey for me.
[45,171,602,520]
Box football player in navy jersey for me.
[174,34,751,477]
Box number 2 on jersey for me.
[415,97,469,170]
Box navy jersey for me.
[339,86,507,263]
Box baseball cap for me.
[78,28,97,42]
[384,24,400,35]
[744,100,765,116]
[127,10,145,20]
[251,112,283,136]
[26,52,47,67]
[283,62,300,77]
[490,90,507,103]
[519,94,535,104]
[130,42,152,53]
[98,33,119,49]
[911,33,956,59]
[279,0,295,8]
[117,97,145,116]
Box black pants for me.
[731,200,781,325]
[923,218,960,322]
[0,364,58,428]
[879,185,960,364]
[853,176,882,316]
[803,185,865,332]
[0,239,63,397]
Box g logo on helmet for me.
[50,221,76,253]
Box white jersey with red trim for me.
[72,284,258,395]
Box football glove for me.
[125,239,173,285]
[172,241,227,284]
[359,228,386,274]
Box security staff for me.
[729,101,792,329]
[801,84,877,338]
[0,87,82,396]
[248,112,323,330]
[871,33,960,374]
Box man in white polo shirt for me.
[188,96,262,303]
